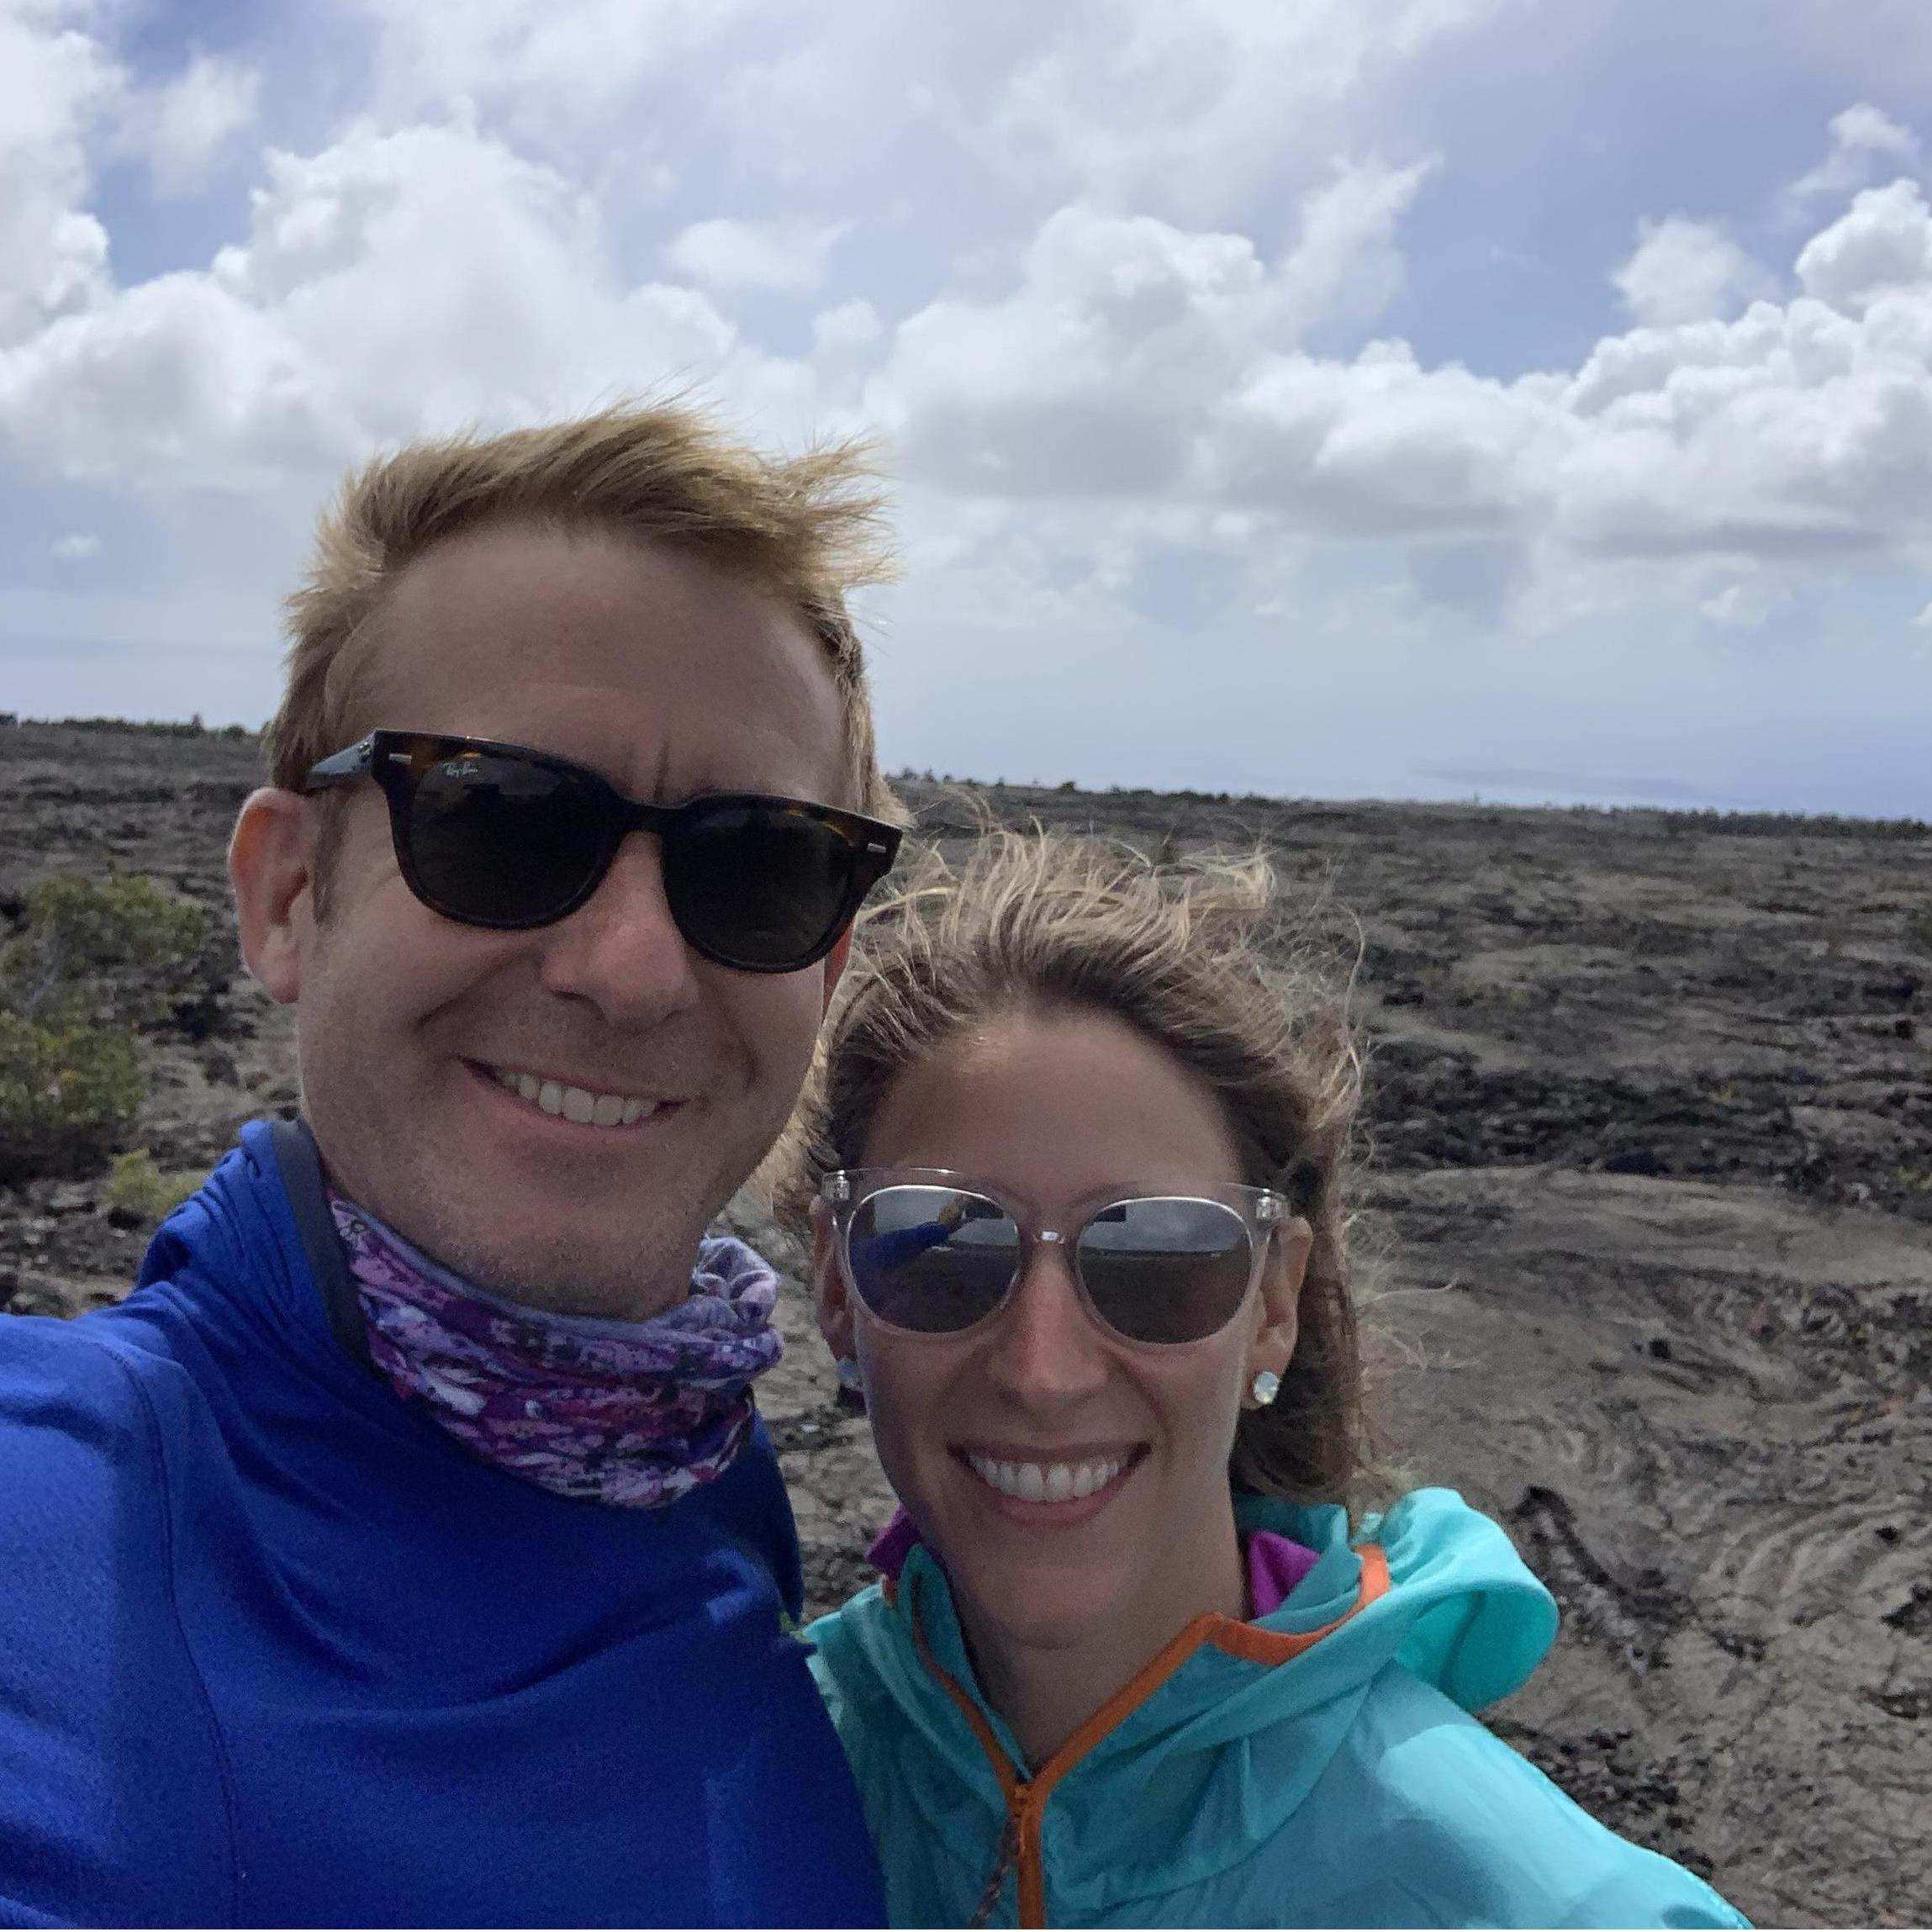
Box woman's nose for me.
[981,1238,1111,1406]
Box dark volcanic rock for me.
[3,729,1929,1927]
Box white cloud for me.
[867,204,1283,496]
[973,0,1515,219]
[351,0,743,146]
[1699,578,1786,628]
[810,296,882,405]
[1612,216,1773,325]
[664,217,847,293]
[50,530,98,559]
[865,156,1932,591]
[9,50,1932,620]
[0,0,118,347]
[1833,103,1922,162]
[1785,102,1923,214]
[140,52,260,196]
[1793,177,1932,312]
[1279,156,1436,335]
[813,297,881,354]
[863,167,1443,500]
[1210,342,1560,538]
[0,119,826,488]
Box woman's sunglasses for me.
[821,1168,1287,1347]
[304,731,903,974]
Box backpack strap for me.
[267,1115,377,1379]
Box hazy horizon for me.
[11,709,1928,826]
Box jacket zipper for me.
[963,1780,1045,1928]
[1011,1782,1047,1927]
[966,1811,1021,1929]
[905,1549,1391,1928]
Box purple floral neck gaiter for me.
[330,1194,784,1509]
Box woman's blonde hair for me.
[772,826,1371,1504]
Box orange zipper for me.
[905,1546,1390,1927]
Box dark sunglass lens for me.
[665,805,854,969]
[406,752,607,925]
[847,1187,1018,1334]
[1077,1197,1254,1344]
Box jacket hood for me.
[1236,1487,1560,1717]
[810,1486,1560,1917]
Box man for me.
[0,407,903,1926]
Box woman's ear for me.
[1246,1216,1312,1394]
[809,1198,855,1360]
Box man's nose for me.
[535,831,702,1023]
[981,1239,1111,1408]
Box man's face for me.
[280,520,851,1318]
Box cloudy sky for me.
[5,0,1932,815]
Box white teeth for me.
[492,1068,661,1128]
[967,1454,1127,1503]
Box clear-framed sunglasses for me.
[820,1167,1289,1347]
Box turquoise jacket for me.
[807,1488,1749,1928]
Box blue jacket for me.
[808,1489,1748,1928]
[0,1119,884,1929]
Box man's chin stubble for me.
[421,1199,712,1318]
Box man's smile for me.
[472,1058,682,1127]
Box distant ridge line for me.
[0,713,256,740]
[0,721,1917,832]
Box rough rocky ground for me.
[2,722,1928,1927]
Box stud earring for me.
[1248,1369,1281,1407]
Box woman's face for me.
[815,1006,1306,1658]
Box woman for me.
[779,831,1748,1929]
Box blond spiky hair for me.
[263,401,900,818]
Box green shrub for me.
[0,874,219,1185]
[0,1006,143,1181]
[102,1148,204,1223]
[0,874,212,1031]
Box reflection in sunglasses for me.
[837,1176,1274,1344]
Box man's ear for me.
[809,1198,855,1359]
[229,789,319,1006]
[1247,1216,1312,1391]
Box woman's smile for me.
[953,1443,1148,1518]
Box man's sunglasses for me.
[821,1168,1288,1347]
[303,731,903,974]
